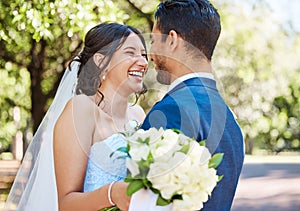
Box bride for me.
[4,22,148,211]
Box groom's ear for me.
[168,30,179,51]
[93,53,105,67]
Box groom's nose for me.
[149,48,155,62]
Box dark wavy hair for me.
[154,0,221,61]
[69,23,147,104]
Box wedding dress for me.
[83,134,127,192]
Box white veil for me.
[3,61,79,211]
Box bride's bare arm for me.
[53,95,130,211]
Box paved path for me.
[231,156,300,211]
[1,156,300,210]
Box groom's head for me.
[149,0,221,85]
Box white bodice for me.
[83,133,127,192]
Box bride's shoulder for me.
[66,94,96,109]
[62,94,98,117]
[56,95,97,132]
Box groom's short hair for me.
[154,0,221,61]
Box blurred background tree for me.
[0,0,158,155]
[0,0,299,157]
[213,0,300,154]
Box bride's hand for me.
[111,181,131,211]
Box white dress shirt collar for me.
[168,72,215,92]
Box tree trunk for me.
[28,38,48,133]
[245,136,254,155]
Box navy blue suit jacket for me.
[141,77,244,211]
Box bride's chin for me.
[127,79,143,91]
[131,84,144,93]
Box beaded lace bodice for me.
[83,133,127,192]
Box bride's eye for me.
[125,51,135,56]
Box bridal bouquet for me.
[119,127,224,211]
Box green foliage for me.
[0,63,31,151]
[1,0,300,155]
[125,179,145,195]
[265,71,300,152]
[0,0,154,152]
[208,153,224,169]
[99,202,121,211]
[213,0,300,154]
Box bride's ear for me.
[93,52,104,67]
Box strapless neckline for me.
[90,133,124,148]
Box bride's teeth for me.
[128,71,143,77]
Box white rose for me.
[153,151,190,180]
[188,184,210,203]
[126,158,140,177]
[173,193,203,211]
[147,152,192,200]
[188,141,211,165]
[177,133,190,146]
[127,129,147,144]
[124,120,138,135]
[127,127,164,144]
[148,172,179,200]
[147,160,183,200]
[162,129,180,142]
[150,130,181,160]
[198,167,218,194]
[171,152,191,185]
[147,159,170,178]
[129,143,150,161]
[147,127,165,144]
[156,177,179,200]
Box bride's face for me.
[104,33,148,95]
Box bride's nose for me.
[136,55,148,68]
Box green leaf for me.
[137,137,144,143]
[171,194,183,200]
[208,153,224,168]
[115,155,128,160]
[218,175,224,182]
[179,144,190,154]
[109,147,128,157]
[99,206,120,211]
[171,128,181,134]
[199,140,206,146]
[126,180,144,196]
[124,177,135,183]
[150,187,160,194]
[119,132,127,137]
[156,195,171,206]
[142,178,152,189]
[144,137,150,144]
[137,159,151,177]
[147,151,154,161]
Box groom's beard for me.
[155,57,172,85]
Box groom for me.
[141,0,244,210]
